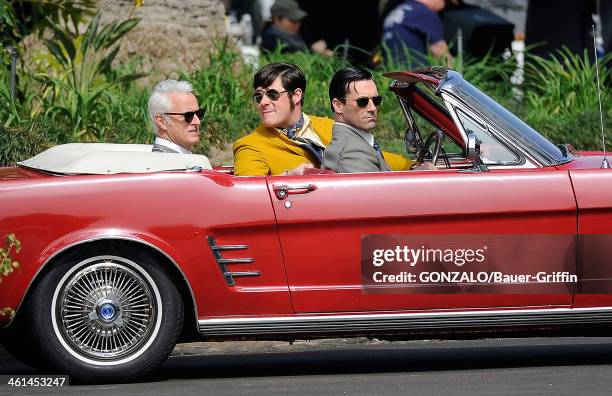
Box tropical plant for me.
[0,64,21,126]
[0,0,19,43]
[0,57,50,128]
[0,0,96,46]
[40,11,142,140]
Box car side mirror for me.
[466,132,488,172]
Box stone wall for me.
[98,0,227,78]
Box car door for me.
[267,168,577,313]
[568,169,612,308]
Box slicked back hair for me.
[253,62,306,106]
[148,79,194,135]
[328,67,373,113]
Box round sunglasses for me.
[161,108,205,123]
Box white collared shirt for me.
[335,122,375,147]
[153,137,192,154]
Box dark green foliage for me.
[518,49,612,147]
[40,11,141,141]
[1,0,97,48]
[0,121,57,166]
[182,40,260,152]
[1,41,610,166]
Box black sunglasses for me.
[252,89,288,104]
[350,96,383,108]
[162,108,205,123]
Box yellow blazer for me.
[232,114,413,176]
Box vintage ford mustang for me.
[1,68,611,382]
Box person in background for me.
[148,80,205,153]
[382,0,452,67]
[260,0,332,56]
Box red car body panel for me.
[267,169,576,313]
[567,168,612,307]
[0,170,295,325]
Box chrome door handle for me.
[273,184,317,200]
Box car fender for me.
[5,228,197,328]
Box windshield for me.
[440,71,571,166]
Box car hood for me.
[558,151,611,170]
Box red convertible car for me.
[1,68,611,382]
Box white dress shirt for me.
[153,137,192,154]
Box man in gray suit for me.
[148,80,205,153]
[323,67,398,173]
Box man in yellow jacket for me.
[233,62,413,176]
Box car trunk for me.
[0,166,52,181]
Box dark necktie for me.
[291,137,324,167]
[372,139,384,158]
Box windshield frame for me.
[387,69,573,167]
[437,70,573,167]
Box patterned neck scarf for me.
[283,113,305,139]
[280,113,323,167]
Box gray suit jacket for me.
[322,123,390,173]
[152,142,181,153]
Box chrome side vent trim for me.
[227,271,261,277]
[207,236,259,286]
[218,258,255,264]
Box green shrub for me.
[1,40,611,166]
[517,49,612,148]
[0,120,57,165]
[40,11,141,141]
[183,40,259,151]
[524,50,610,116]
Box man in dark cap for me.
[260,0,332,55]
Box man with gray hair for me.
[148,79,205,153]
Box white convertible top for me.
[18,143,213,175]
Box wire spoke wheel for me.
[52,256,162,365]
[26,246,183,382]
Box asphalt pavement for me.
[1,337,612,395]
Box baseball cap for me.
[271,0,307,21]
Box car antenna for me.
[593,25,610,169]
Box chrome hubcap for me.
[56,259,157,361]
